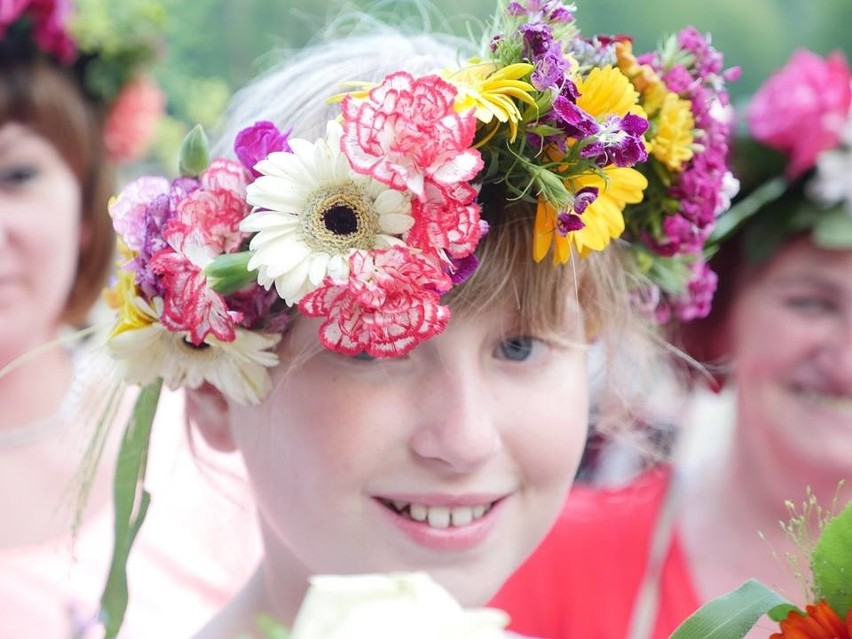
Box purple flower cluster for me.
[640,27,741,259]
[519,21,569,91]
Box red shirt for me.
[490,467,700,639]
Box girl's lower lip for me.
[373,498,504,552]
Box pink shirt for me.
[0,388,262,639]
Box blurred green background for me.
[142,0,852,172]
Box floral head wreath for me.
[96,5,736,633]
[711,49,852,263]
[105,0,739,404]
[0,0,166,163]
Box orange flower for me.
[770,601,852,639]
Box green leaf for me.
[668,579,790,639]
[99,379,163,639]
[812,209,852,250]
[812,501,852,617]
[178,124,210,177]
[204,251,257,295]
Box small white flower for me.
[290,572,511,639]
[242,120,414,305]
[808,144,852,214]
[107,298,280,405]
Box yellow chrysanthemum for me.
[649,92,695,171]
[448,62,537,142]
[575,65,645,120]
[533,165,648,263]
[614,40,668,116]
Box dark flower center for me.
[323,205,359,236]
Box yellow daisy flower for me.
[649,92,695,171]
[575,65,646,120]
[448,62,537,142]
[533,165,649,263]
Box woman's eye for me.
[496,336,537,362]
[785,296,835,314]
[0,165,38,187]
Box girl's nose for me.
[408,362,503,474]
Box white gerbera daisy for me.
[107,298,280,405]
[242,120,414,305]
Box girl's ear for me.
[186,382,236,452]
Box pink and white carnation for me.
[148,222,240,346]
[747,49,852,178]
[340,71,484,198]
[406,181,483,261]
[298,247,452,358]
[176,158,252,253]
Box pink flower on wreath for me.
[174,159,252,253]
[103,76,165,163]
[340,71,483,198]
[149,221,240,346]
[298,246,452,357]
[747,49,852,178]
[407,181,483,260]
[1,0,77,64]
[234,120,292,178]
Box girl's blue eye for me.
[497,336,535,362]
[352,351,376,362]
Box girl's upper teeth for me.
[389,501,492,528]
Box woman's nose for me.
[408,362,503,474]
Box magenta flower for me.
[747,49,852,178]
[1,0,77,64]
[341,71,483,198]
[298,247,452,358]
[234,121,292,178]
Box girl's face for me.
[225,305,589,609]
[730,236,852,470]
[0,123,81,359]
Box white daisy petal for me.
[257,243,312,280]
[108,308,280,405]
[308,252,332,285]
[380,213,415,234]
[275,257,315,305]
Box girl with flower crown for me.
[95,2,737,638]
[492,47,852,639]
[0,2,263,637]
